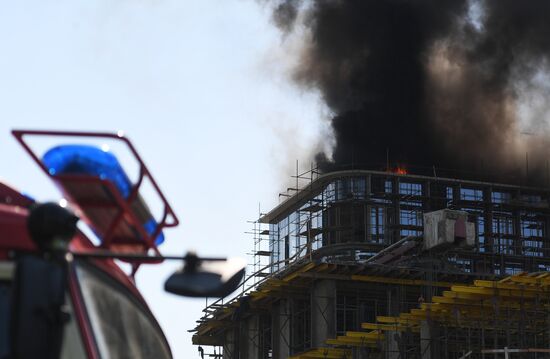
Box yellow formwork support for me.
[367,272,550,335]
[351,274,455,288]
[508,274,550,286]
[473,279,550,292]
[323,329,384,348]
[361,322,420,332]
[326,338,380,347]
[288,348,351,359]
[450,285,538,298]
[443,290,490,300]
[283,262,317,282]
[313,263,329,272]
[345,330,383,338]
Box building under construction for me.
[192,169,550,358]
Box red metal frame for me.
[12,130,180,260]
[68,263,101,359]
[0,182,34,208]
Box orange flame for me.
[394,167,408,175]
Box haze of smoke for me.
[266,0,550,184]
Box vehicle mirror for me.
[164,256,245,298]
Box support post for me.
[421,320,438,359]
[272,300,291,359]
[245,315,260,359]
[311,280,336,348]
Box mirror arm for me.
[71,251,227,263]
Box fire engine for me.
[0,130,244,359]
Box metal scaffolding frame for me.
[192,170,550,359]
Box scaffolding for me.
[325,272,550,359]
[247,215,271,287]
[192,169,550,359]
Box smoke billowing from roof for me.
[267,0,550,184]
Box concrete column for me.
[244,315,260,359]
[272,300,291,359]
[223,329,235,359]
[366,174,372,243]
[384,288,402,359]
[384,331,400,359]
[420,320,438,359]
[311,280,336,348]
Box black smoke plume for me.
[268,0,550,184]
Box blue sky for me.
[0,1,325,357]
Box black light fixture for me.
[164,252,245,298]
[27,202,79,252]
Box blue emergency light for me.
[42,145,165,245]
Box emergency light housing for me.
[12,130,179,259]
[42,144,165,245]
